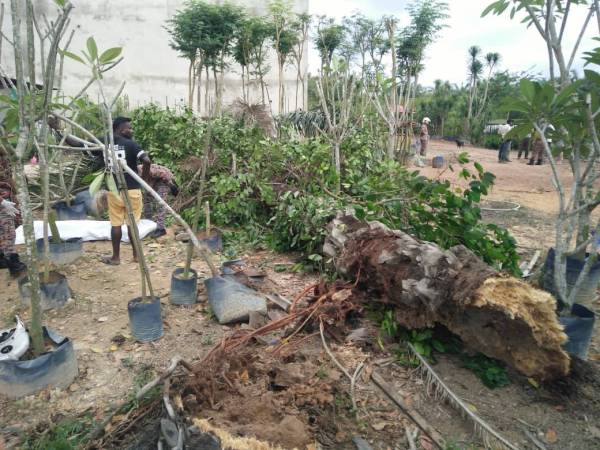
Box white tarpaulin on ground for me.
[15,219,157,245]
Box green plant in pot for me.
[56,37,219,337]
[485,0,600,358]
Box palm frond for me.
[407,343,520,450]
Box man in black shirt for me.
[104,117,151,265]
[52,116,151,265]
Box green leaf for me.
[54,0,66,6]
[89,172,104,196]
[86,37,98,61]
[584,69,600,86]
[481,0,505,17]
[412,342,431,357]
[60,49,86,64]
[554,80,580,106]
[432,340,446,353]
[519,78,535,101]
[99,47,122,65]
[105,173,119,195]
[354,206,366,220]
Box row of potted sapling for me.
[0,1,217,400]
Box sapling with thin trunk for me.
[183,118,213,279]
[2,0,73,356]
[485,0,600,312]
[48,210,61,245]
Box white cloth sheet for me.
[15,219,157,244]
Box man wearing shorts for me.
[103,117,151,265]
[51,116,151,265]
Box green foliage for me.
[131,105,520,273]
[483,133,502,149]
[131,104,205,167]
[210,172,275,226]
[22,415,94,450]
[315,18,346,69]
[462,354,511,389]
[268,191,340,259]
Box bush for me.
[483,133,502,149]
[130,105,520,275]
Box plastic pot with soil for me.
[542,248,600,358]
[128,296,164,342]
[36,237,83,266]
[0,327,78,399]
[197,229,222,253]
[19,271,71,311]
[170,268,198,306]
[52,199,87,220]
[559,304,596,359]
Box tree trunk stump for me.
[324,215,570,380]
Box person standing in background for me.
[420,117,431,156]
[518,135,531,160]
[139,163,179,238]
[0,148,26,277]
[497,119,514,163]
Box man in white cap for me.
[420,117,431,156]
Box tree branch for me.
[566,4,594,73]
[558,0,571,44]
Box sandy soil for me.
[418,140,577,214]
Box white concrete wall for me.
[1,0,309,115]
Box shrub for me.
[130,105,520,275]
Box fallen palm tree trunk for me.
[324,215,570,380]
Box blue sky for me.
[309,0,598,86]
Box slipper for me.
[101,256,120,266]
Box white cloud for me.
[309,0,598,86]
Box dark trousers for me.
[498,140,511,161]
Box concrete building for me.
[1,0,309,115]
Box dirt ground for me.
[1,141,599,449]
[419,139,576,214]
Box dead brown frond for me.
[230,99,275,137]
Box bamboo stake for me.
[121,163,218,277]
[205,201,210,235]
[183,119,213,278]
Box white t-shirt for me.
[498,124,513,139]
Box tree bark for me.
[324,215,570,380]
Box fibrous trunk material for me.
[324,215,570,380]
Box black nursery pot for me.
[198,229,223,252]
[36,237,83,266]
[19,271,71,311]
[170,268,198,306]
[542,248,600,306]
[559,304,596,359]
[0,327,78,399]
[52,200,87,220]
[128,296,164,343]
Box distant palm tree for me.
[476,52,501,118]
[466,45,482,133]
